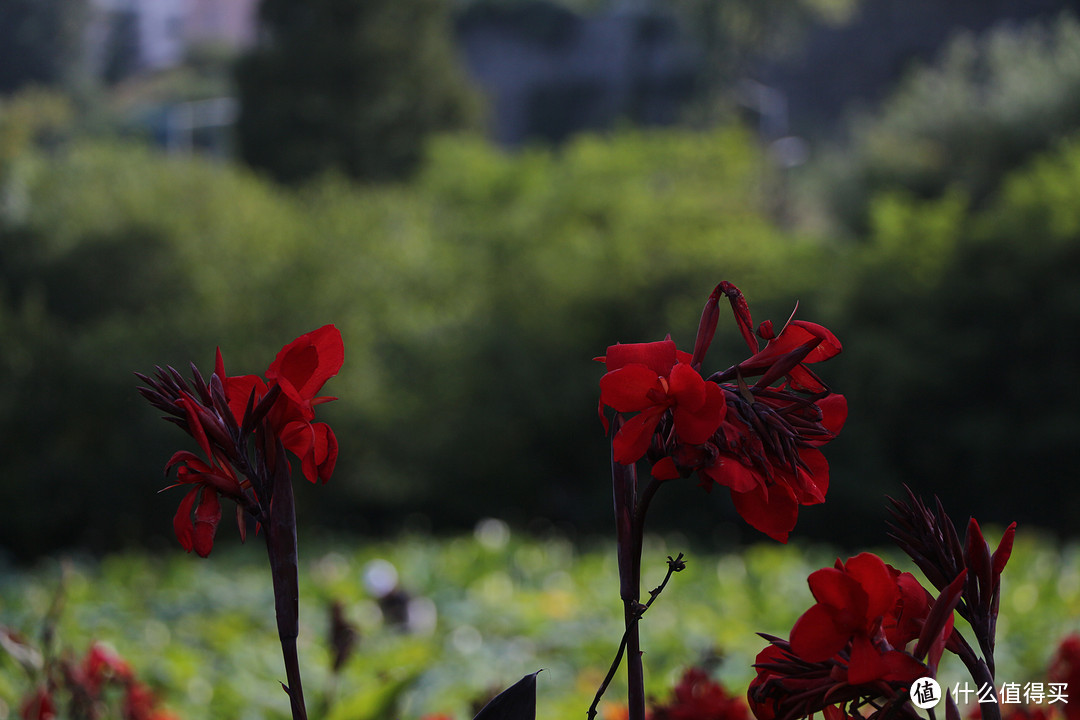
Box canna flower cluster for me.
[748,553,960,720]
[139,325,343,719]
[137,325,343,556]
[1048,634,1080,720]
[18,642,179,720]
[598,282,847,541]
[651,667,750,720]
[749,490,1017,720]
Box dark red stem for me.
[265,445,308,720]
[610,420,666,720]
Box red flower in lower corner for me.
[788,553,928,686]
[80,641,134,695]
[1049,634,1080,720]
[651,667,749,720]
[123,682,182,720]
[20,687,55,720]
[749,552,965,720]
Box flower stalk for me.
[265,439,307,720]
[138,325,343,720]
[596,282,845,720]
[611,442,645,720]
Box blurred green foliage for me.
[0,532,1074,719]
[5,6,1080,557]
[815,12,1080,235]
[1,117,820,558]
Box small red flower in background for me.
[17,642,181,720]
[1049,634,1080,720]
[124,682,182,720]
[20,687,55,720]
[138,325,343,556]
[80,641,134,694]
[650,667,749,720]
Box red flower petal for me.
[612,406,666,464]
[878,650,928,684]
[281,420,339,483]
[651,456,681,480]
[790,602,849,662]
[789,447,829,504]
[602,340,678,375]
[266,324,344,411]
[599,365,666,413]
[847,635,891,685]
[173,487,199,553]
[192,489,221,558]
[730,483,798,543]
[788,321,841,362]
[667,362,707,411]
[844,553,899,622]
[703,456,760,493]
[224,374,268,425]
[817,393,848,438]
[672,378,726,444]
[806,566,866,620]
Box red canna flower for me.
[20,687,56,720]
[266,325,344,421]
[138,324,343,555]
[1048,634,1080,720]
[699,285,846,542]
[598,339,726,464]
[651,667,749,720]
[749,632,922,720]
[598,282,846,542]
[789,553,927,686]
[215,325,343,485]
[750,550,968,720]
[163,396,249,557]
[80,641,133,695]
[122,682,183,720]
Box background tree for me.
[0,0,89,94]
[234,0,482,184]
[667,0,859,122]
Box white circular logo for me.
[910,678,942,709]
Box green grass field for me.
[2,526,1077,719]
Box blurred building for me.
[456,2,700,146]
[78,0,1080,155]
[85,0,258,77]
